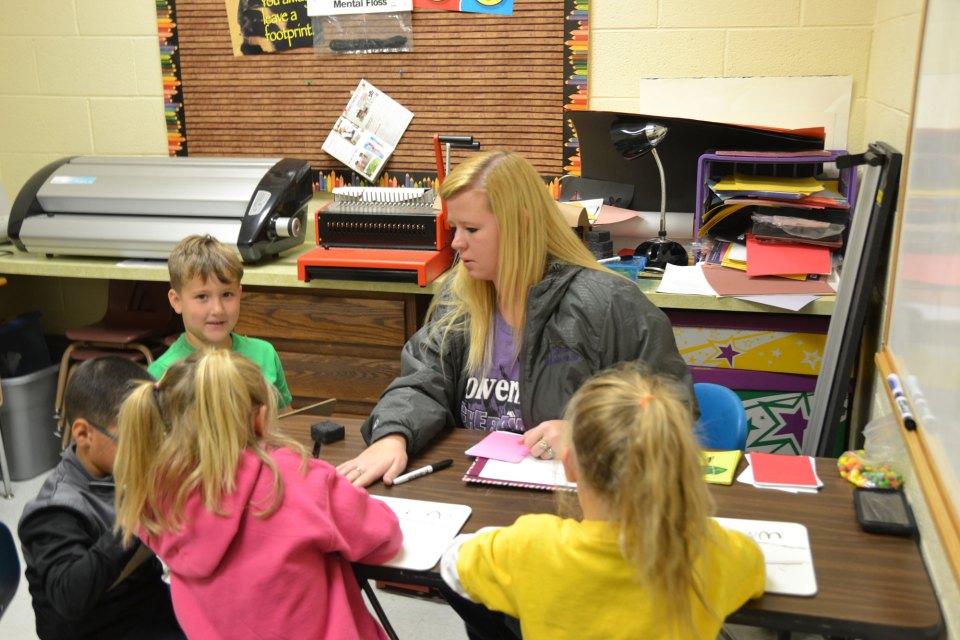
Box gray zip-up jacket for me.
[362,262,692,454]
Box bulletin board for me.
[156,0,589,186]
[875,0,960,584]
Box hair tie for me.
[638,394,654,409]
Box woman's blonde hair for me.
[114,349,306,545]
[433,150,607,375]
[564,364,716,637]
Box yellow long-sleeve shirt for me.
[456,514,765,640]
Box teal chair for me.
[694,383,748,451]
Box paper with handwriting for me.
[714,517,817,596]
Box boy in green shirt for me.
[149,234,293,407]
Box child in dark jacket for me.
[18,356,184,640]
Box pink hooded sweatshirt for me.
[143,448,402,639]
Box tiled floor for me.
[1,471,824,640]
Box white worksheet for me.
[714,517,818,597]
[372,496,472,571]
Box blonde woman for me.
[441,365,765,639]
[114,349,402,639]
[338,150,691,488]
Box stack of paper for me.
[691,167,852,309]
[462,431,576,492]
[738,452,823,493]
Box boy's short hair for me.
[168,234,244,292]
[64,357,154,427]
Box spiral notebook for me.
[463,456,577,492]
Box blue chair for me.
[694,382,748,451]
[0,521,20,621]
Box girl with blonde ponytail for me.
[440,364,765,640]
[114,349,403,640]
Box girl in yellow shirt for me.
[440,364,765,640]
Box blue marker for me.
[887,373,917,430]
[887,373,905,397]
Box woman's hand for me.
[521,419,569,460]
[336,434,408,488]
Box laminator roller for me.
[8,156,313,263]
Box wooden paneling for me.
[239,289,409,347]
[235,286,425,415]
[171,0,566,177]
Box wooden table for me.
[279,416,942,639]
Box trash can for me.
[0,364,61,480]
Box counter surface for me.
[0,242,835,315]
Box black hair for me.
[64,356,154,427]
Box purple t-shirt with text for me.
[460,312,526,433]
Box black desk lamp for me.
[610,121,688,271]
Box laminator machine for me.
[9,156,312,263]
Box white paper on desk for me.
[479,457,577,490]
[657,263,718,296]
[637,76,852,151]
[714,517,818,597]
[371,496,472,571]
[734,294,819,311]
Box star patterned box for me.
[666,311,830,376]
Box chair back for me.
[694,382,748,450]
[0,521,20,620]
[66,280,178,342]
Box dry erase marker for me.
[886,373,906,398]
[392,459,453,485]
[887,374,917,430]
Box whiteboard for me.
[885,0,960,531]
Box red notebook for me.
[749,452,822,490]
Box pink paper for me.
[464,431,530,463]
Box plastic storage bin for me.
[0,364,61,480]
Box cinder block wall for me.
[590,0,922,155]
[0,0,166,200]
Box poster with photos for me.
[322,79,414,182]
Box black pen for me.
[392,459,453,485]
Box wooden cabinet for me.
[236,286,430,416]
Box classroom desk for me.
[278,415,942,640]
